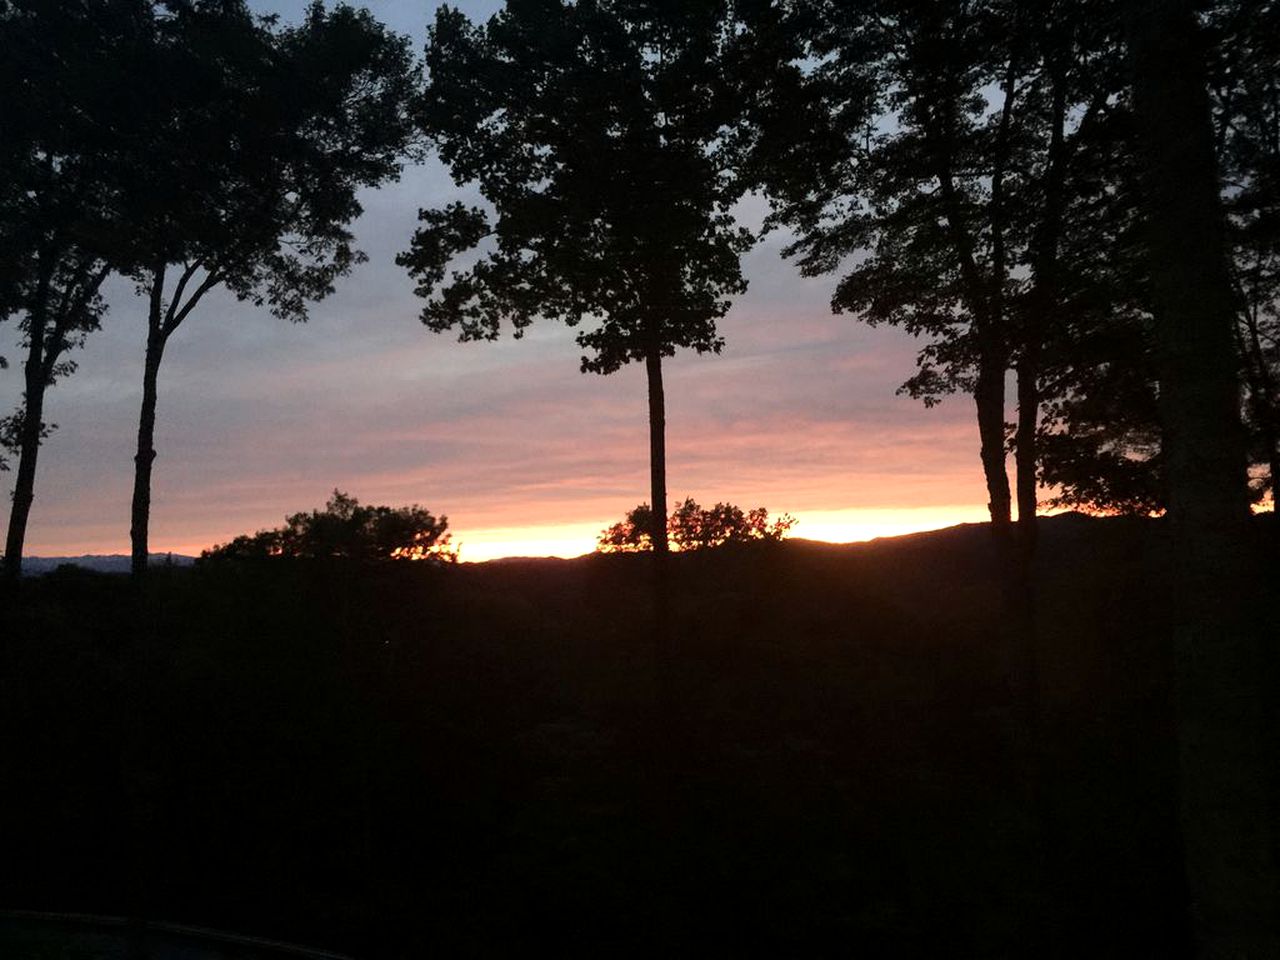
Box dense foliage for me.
[732,0,1150,533]
[598,497,795,552]
[122,0,419,575]
[0,0,420,577]
[202,490,455,563]
[0,0,141,570]
[401,0,755,551]
[1207,0,1280,505]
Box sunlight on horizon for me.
[453,504,994,563]
[32,505,997,561]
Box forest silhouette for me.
[2,1,1279,958]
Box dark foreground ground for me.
[2,515,1275,958]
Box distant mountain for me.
[19,554,197,576]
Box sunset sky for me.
[0,0,1000,562]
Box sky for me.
[0,0,998,563]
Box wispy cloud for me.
[0,1,997,559]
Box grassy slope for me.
[2,514,1267,958]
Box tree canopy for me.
[3,0,421,576]
[734,0,1150,541]
[400,0,754,552]
[598,497,795,552]
[203,490,456,563]
[0,0,149,574]
[121,0,420,575]
[1207,0,1280,508]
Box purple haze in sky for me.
[0,0,995,561]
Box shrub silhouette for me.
[203,490,456,563]
[598,498,795,553]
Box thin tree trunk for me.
[125,261,217,577]
[645,345,669,555]
[130,292,168,578]
[934,44,1014,539]
[643,343,674,752]
[984,34,1018,541]
[1018,57,1068,557]
[2,260,54,580]
[3,338,48,579]
[1128,1,1280,955]
[975,355,1012,534]
[1015,353,1039,552]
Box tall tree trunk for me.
[643,343,674,745]
[931,38,1014,540]
[3,336,48,579]
[2,260,54,580]
[130,314,167,578]
[1018,56,1068,558]
[1015,351,1040,553]
[983,37,1017,541]
[1128,2,1280,956]
[975,353,1012,535]
[934,167,1012,538]
[645,345,669,554]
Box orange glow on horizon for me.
[454,522,604,563]
[787,505,995,544]
[451,504,996,563]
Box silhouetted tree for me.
[0,0,143,577]
[400,0,753,554]
[1034,145,1165,517]
[598,497,794,552]
[1037,336,1165,515]
[1127,0,1280,954]
[735,0,1133,550]
[1206,0,1280,515]
[1040,0,1280,520]
[202,489,456,562]
[122,0,417,576]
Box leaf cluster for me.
[399,0,753,374]
[598,496,795,552]
[731,0,1186,515]
[0,0,145,354]
[202,489,456,563]
[118,0,420,324]
[1206,0,1280,495]
[739,0,1138,390]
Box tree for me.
[735,0,1133,550]
[1126,0,1280,954]
[399,0,753,555]
[202,489,456,562]
[1036,339,1165,516]
[0,0,144,577]
[598,497,794,552]
[1205,0,1280,516]
[121,0,417,576]
[1038,0,1280,521]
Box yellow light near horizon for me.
[455,523,603,562]
[794,505,994,545]
[453,505,994,563]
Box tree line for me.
[401,0,1278,559]
[1,0,1275,572]
[2,4,1277,951]
[1,0,418,576]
